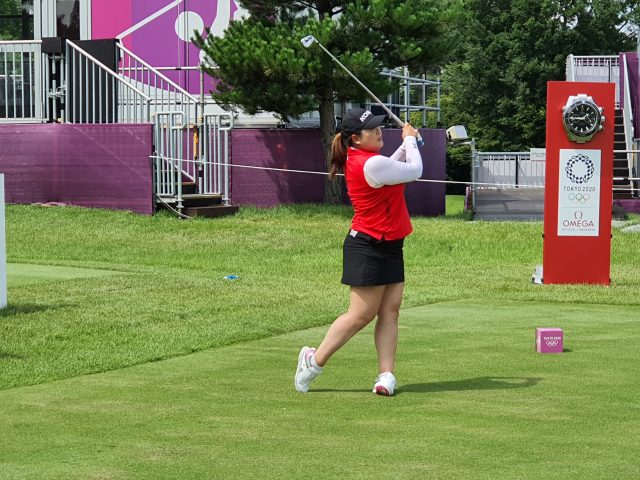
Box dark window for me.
[56,0,80,40]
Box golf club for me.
[301,35,424,146]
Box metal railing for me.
[116,43,201,124]
[153,111,186,210]
[378,67,441,127]
[475,153,545,189]
[621,54,635,194]
[566,55,620,108]
[65,40,151,123]
[636,140,640,195]
[470,150,546,213]
[152,111,233,208]
[201,113,233,203]
[0,40,43,123]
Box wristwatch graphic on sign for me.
[562,94,605,143]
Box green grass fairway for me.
[1,204,639,478]
[3,205,639,390]
[446,194,466,216]
[1,299,638,479]
[7,263,121,287]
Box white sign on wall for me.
[558,149,601,237]
[530,148,546,162]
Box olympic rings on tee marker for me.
[568,193,590,204]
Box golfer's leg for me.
[374,282,404,374]
[313,285,386,367]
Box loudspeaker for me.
[42,37,66,55]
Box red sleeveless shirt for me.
[344,148,413,241]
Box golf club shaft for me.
[314,42,424,146]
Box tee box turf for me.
[536,328,563,354]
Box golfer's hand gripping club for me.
[301,35,424,147]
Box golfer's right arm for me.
[363,136,423,188]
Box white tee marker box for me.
[536,328,563,354]
[0,174,6,309]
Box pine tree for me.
[195,0,461,204]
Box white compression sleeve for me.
[363,137,423,188]
[389,143,407,163]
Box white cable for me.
[154,193,193,219]
[149,155,550,190]
[150,155,640,192]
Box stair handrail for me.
[115,42,201,123]
[622,54,635,185]
[66,40,151,123]
[116,43,199,102]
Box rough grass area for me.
[1,300,638,479]
[1,204,639,390]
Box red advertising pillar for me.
[543,82,615,285]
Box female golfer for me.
[295,108,423,396]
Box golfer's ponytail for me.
[330,133,349,180]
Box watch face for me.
[563,101,601,138]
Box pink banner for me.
[91,0,239,94]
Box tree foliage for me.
[195,0,462,204]
[433,0,638,193]
[442,0,637,153]
[0,0,22,40]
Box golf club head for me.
[301,35,316,48]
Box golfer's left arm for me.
[363,136,423,187]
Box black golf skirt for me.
[341,230,405,286]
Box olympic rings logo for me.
[546,340,559,347]
[568,193,590,204]
[565,154,594,184]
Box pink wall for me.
[229,129,447,217]
[91,0,238,93]
[92,0,132,41]
[0,124,154,215]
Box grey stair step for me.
[157,194,223,207]
[181,194,222,199]
[183,205,239,218]
[181,194,223,207]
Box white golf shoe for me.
[373,372,396,396]
[295,346,322,392]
